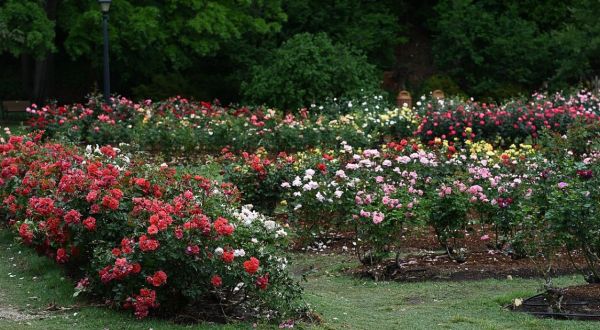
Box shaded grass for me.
[1,230,600,329]
[0,230,251,330]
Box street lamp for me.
[98,0,111,104]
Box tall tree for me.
[0,0,56,100]
[61,0,286,97]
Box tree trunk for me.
[31,0,58,102]
[20,54,32,99]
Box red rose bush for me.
[0,134,302,321]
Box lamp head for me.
[98,0,111,13]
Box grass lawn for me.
[0,230,598,330]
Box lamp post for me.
[98,0,111,104]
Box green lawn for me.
[0,230,598,330]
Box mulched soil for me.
[295,226,590,282]
[515,284,600,320]
[358,249,587,282]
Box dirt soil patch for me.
[515,284,600,320]
[298,226,589,282]
[0,305,48,322]
[355,249,587,282]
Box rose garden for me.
[2,1,600,329]
[0,90,597,328]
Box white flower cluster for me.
[232,204,287,238]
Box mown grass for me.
[1,230,599,330]
[294,253,599,330]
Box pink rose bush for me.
[414,91,600,145]
[281,127,600,269]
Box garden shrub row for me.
[277,125,600,286]
[27,91,600,155]
[0,134,302,321]
[216,118,600,284]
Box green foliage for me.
[550,0,600,86]
[431,0,552,99]
[431,0,600,98]
[419,74,465,97]
[242,32,378,110]
[0,0,55,58]
[60,0,286,95]
[282,0,405,69]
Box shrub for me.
[241,32,379,110]
[0,135,303,321]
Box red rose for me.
[317,163,327,173]
[100,145,116,158]
[222,250,235,263]
[174,227,183,239]
[146,270,167,287]
[18,223,33,244]
[90,204,100,214]
[86,190,99,202]
[243,257,260,274]
[102,195,119,210]
[211,275,222,287]
[56,248,68,263]
[64,209,82,224]
[147,225,159,235]
[139,235,160,252]
[110,188,123,200]
[213,217,234,236]
[83,217,96,231]
[256,274,269,290]
[132,263,142,273]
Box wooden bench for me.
[1,100,30,120]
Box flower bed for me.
[26,91,600,156]
[280,123,600,285]
[0,134,302,321]
[13,90,600,322]
[414,91,600,145]
[27,95,410,154]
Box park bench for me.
[1,100,30,120]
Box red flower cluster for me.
[213,217,234,236]
[256,274,269,290]
[415,95,600,143]
[126,288,159,319]
[222,250,235,263]
[139,235,160,252]
[146,270,167,287]
[99,258,141,283]
[0,135,277,320]
[244,257,260,274]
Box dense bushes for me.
[413,91,600,145]
[4,1,600,103]
[430,0,600,98]
[4,90,600,323]
[0,135,302,321]
[280,125,600,280]
[27,91,600,156]
[242,33,379,110]
[27,95,412,154]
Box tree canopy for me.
[0,0,599,104]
